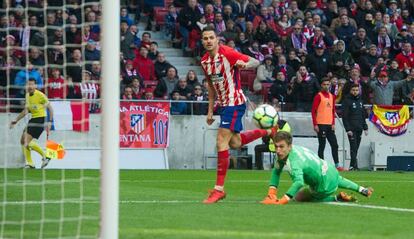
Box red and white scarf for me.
[377,34,391,54]
[312,35,325,48]
[125,68,137,77]
[301,73,311,82]
[303,25,315,40]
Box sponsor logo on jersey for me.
[210,73,224,82]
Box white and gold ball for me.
[253,104,279,129]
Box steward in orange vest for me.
[311,77,343,171]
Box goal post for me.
[100,0,120,238]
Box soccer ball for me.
[253,104,279,129]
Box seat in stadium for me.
[240,69,256,92]
[143,80,158,88]
[261,83,272,103]
[247,70,257,92]
[154,7,169,28]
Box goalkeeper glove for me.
[268,187,277,197]
[261,186,278,204]
[275,195,290,205]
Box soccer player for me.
[200,26,279,204]
[261,131,373,205]
[255,120,292,170]
[10,78,53,169]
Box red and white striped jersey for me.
[201,45,249,106]
[74,82,100,100]
[74,82,100,112]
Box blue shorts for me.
[219,104,246,133]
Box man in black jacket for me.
[359,44,379,77]
[292,66,320,112]
[305,44,331,80]
[154,53,173,79]
[121,24,138,60]
[269,72,288,103]
[177,0,202,50]
[349,28,371,63]
[341,84,368,170]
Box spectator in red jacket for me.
[395,42,414,73]
[46,68,67,99]
[133,46,156,81]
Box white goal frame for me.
[100,0,120,238]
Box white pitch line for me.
[327,202,414,213]
[353,180,414,183]
[3,200,255,205]
[120,201,414,213]
[120,200,206,204]
[5,200,414,213]
[3,179,414,184]
[135,228,322,239]
[120,179,414,183]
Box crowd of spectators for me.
[2,0,414,115]
[0,0,211,115]
[0,0,103,112]
[164,0,414,112]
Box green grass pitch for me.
[1,169,414,239]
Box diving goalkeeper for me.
[261,131,373,204]
[10,78,53,169]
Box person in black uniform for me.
[341,84,368,170]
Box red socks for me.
[240,129,268,146]
[216,150,230,188]
[215,129,267,190]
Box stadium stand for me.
[1,0,414,113]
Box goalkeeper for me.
[261,131,373,205]
[254,119,291,169]
[10,78,53,169]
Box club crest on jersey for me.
[130,114,145,135]
[210,73,224,82]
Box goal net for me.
[0,0,119,238]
